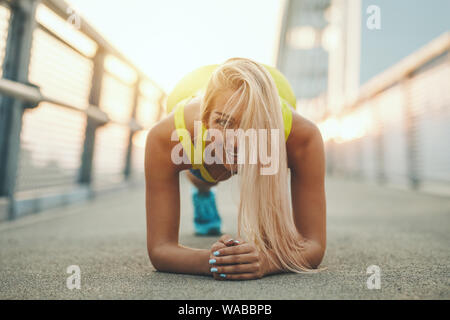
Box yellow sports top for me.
[168,64,296,183]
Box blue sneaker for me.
[192,187,222,236]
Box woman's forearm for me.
[148,244,211,276]
[263,239,325,276]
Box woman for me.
[145,58,326,280]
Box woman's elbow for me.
[147,245,168,272]
[307,242,326,269]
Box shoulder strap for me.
[280,97,293,141]
[174,97,197,167]
[173,98,217,183]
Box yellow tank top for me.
[169,64,296,183]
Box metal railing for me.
[0,76,115,124]
[318,32,450,195]
[0,0,166,220]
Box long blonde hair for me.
[201,58,316,273]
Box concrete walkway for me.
[0,175,449,299]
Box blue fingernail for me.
[220,274,226,278]
[210,267,218,272]
[213,251,220,256]
[209,259,216,264]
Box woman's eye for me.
[217,119,228,127]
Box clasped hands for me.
[208,234,268,280]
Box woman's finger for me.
[230,236,245,245]
[216,273,262,281]
[218,234,233,242]
[218,234,239,246]
[212,253,258,265]
[213,243,253,257]
[210,262,259,274]
[210,241,226,252]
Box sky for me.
[360,0,450,84]
[66,0,284,93]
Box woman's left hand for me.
[210,239,268,280]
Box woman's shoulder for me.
[289,108,322,142]
[149,96,201,141]
[144,97,202,170]
[287,108,324,162]
[145,107,191,172]
[183,96,203,132]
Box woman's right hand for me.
[208,234,243,280]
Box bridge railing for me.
[0,0,166,220]
[314,32,450,195]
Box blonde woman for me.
[145,58,326,280]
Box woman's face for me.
[206,89,243,173]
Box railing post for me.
[78,49,106,186]
[403,76,420,189]
[0,0,38,219]
[375,102,386,185]
[124,76,141,180]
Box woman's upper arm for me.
[288,121,326,249]
[144,119,182,254]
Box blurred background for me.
[0,0,449,221]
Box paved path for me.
[0,175,449,299]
